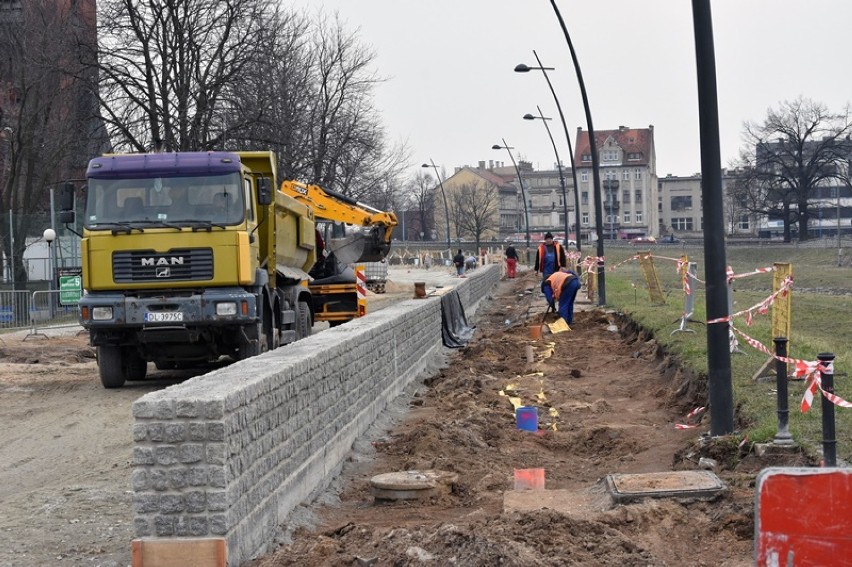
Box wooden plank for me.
[132,538,227,567]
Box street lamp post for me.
[492,139,531,263]
[421,160,452,256]
[43,228,56,318]
[547,1,606,305]
[523,106,570,247]
[515,51,582,252]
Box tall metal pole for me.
[548,0,605,304]
[524,107,569,246]
[494,140,531,261]
[692,0,734,435]
[422,160,452,255]
[516,51,583,252]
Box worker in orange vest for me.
[534,232,567,286]
[543,268,581,325]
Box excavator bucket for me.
[327,226,391,264]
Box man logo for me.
[156,267,171,278]
[141,257,185,267]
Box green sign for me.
[58,275,82,306]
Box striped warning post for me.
[356,265,367,317]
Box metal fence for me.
[0,289,80,336]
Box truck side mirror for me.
[58,182,75,224]
[257,178,272,206]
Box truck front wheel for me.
[98,346,126,389]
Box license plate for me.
[145,311,183,323]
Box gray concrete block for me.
[159,494,185,514]
[154,515,176,536]
[133,446,155,466]
[154,400,176,420]
[134,493,159,514]
[154,445,179,466]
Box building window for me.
[738,214,750,230]
[635,189,642,204]
[672,217,693,230]
[623,211,631,223]
[581,154,592,162]
[582,213,589,225]
[670,195,692,211]
[604,170,617,180]
[602,150,619,161]
[622,189,630,203]
[635,211,643,224]
[622,170,630,180]
[627,152,642,161]
[581,171,588,182]
[634,169,642,180]
[581,191,588,205]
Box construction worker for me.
[542,268,581,325]
[504,242,518,278]
[534,232,567,284]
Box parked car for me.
[660,235,681,244]
[630,236,657,246]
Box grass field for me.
[594,242,852,463]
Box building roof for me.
[574,126,655,168]
[445,166,516,189]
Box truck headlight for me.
[92,306,113,320]
[216,302,237,316]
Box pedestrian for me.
[542,268,581,325]
[453,249,466,277]
[504,242,518,278]
[534,231,567,285]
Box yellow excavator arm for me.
[279,180,398,263]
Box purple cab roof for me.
[87,152,242,179]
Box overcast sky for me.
[288,1,852,180]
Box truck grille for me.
[113,248,213,283]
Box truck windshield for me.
[84,172,244,228]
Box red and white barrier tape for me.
[707,276,793,325]
[730,325,851,412]
[675,406,707,429]
[727,265,775,283]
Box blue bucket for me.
[516,406,538,432]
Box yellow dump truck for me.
[62,151,359,388]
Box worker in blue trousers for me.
[542,268,581,325]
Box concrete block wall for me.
[131,264,500,566]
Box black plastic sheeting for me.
[441,290,475,348]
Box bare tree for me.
[403,172,437,241]
[452,180,499,251]
[95,0,273,152]
[736,97,852,241]
[0,1,92,286]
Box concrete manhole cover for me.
[369,470,458,501]
[606,470,725,502]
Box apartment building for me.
[573,125,658,240]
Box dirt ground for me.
[0,268,812,567]
[0,278,437,567]
[248,270,813,567]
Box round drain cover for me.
[369,470,458,501]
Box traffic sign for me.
[58,275,82,306]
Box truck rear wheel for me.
[297,301,311,339]
[98,346,126,389]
